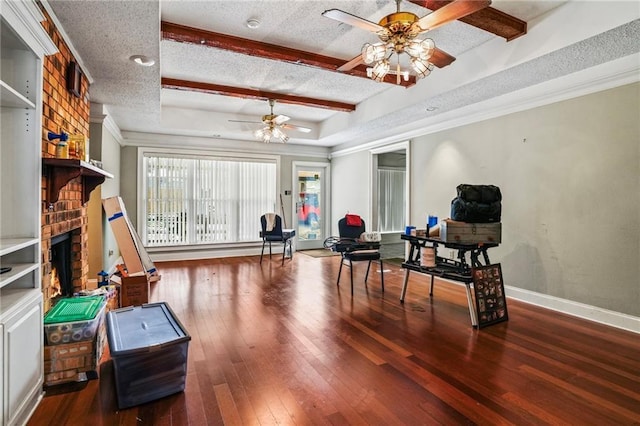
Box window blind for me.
[143,155,276,246]
[377,168,406,232]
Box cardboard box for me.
[113,274,149,307]
[102,196,159,280]
[440,220,501,244]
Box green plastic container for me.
[44,296,106,345]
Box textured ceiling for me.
[44,1,639,149]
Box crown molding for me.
[90,103,124,145]
[2,0,57,57]
[122,131,331,159]
[330,53,640,158]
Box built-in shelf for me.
[0,238,38,256]
[0,80,36,109]
[0,263,39,288]
[42,158,114,204]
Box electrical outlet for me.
[108,249,114,256]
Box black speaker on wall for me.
[66,61,82,98]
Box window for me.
[142,154,277,246]
[377,168,406,232]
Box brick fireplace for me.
[41,191,89,312]
[39,6,91,312]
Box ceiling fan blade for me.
[282,124,312,133]
[337,55,365,72]
[431,47,455,68]
[229,119,262,124]
[414,0,491,32]
[273,114,290,125]
[322,9,385,33]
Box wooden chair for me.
[337,216,384,295]
[260,214,293,265]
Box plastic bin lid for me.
[44,296,106,324]
[107,302,190,356]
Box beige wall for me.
[119,145,138,229]
[330,82,639,317]
[87,118,122,275]
[409,83,639,316]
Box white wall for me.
[330,150,371,236]
[332,82,640,320]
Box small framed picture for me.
[472,263,508,328]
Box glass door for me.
[293,163,328,250]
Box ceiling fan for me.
[323,0,491,84]
[230,99,312,143]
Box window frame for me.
[137,147,281,249]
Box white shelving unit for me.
[0,1,57,425]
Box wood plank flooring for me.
[28,253,640,425]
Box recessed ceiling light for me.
[130,55,155,67]
[246,18,261,29]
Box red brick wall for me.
[39,5,91,312]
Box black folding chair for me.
[337,216,384,295]
[260,214,293,265]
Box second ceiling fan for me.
[230,99,311,143]
[323,0,491,84]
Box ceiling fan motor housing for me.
[378,12,422,43]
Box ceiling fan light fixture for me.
[272,127,289,143]
[371,59,390,82]
[411,57,434,79]
[361,42,387,64]
[406,38,435,60]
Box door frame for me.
[369,141,410,232]
[291,161,331,250]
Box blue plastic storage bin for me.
[106,302,190,409]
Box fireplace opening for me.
[51,232,74,297]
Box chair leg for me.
[365,260,372,283]
[281,240,286,265]
[349,259,354,295]
[260,240,266,264]
[269,241,272,258]
[379,259,384,292]
[337,258,344,286]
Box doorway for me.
[370,142,410,260]
[292,162,330,250]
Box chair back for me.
[261,214,283,238]
[338,216,366,240]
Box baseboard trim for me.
[149,246,280,262]
[505,286,640,334]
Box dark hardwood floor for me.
[28,253,640,425]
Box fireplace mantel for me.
[43,158,114,205]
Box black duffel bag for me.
[456,184,501,203]
[450,184,502,223]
